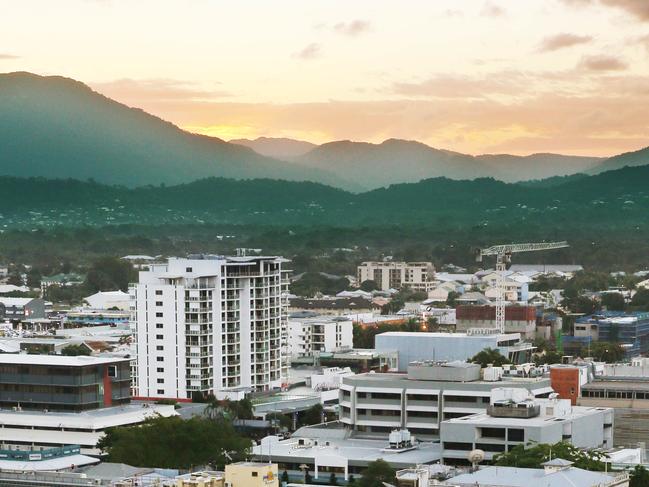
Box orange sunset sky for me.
[2,0,649,156]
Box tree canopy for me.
[494,441,606,470]
[469,347,510,368]
[358,459,396,487]
[97,416,251,469]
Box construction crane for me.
[475,241,569,333]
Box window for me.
[156,334,164,340]
[156,345,164,351]
[186,267,193,273]
[156,312,163,317]
[251,472,258,477]
[157,378,164,384]
[156,290,163,295]
[156,323,163,329]
[156,301,163,306]
[107,365,117,378]
[508,428,524,442]
[157,367,164,373]
[157,389,164,394]
[157,357,164,362]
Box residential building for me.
[357,262,435,292]
[440,388,614,464]
[375,331,534,371]
[288,297,379,315]
[339,362,553,440]
[455,305,536,339]
[83,290,131,310]
[131,255,289,400]
[0,297,46,321]
[288,314,353,359]
[442,459,628,487]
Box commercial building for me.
[0,354,131,412]
[455,305,536,339]
[131,255,290,400]
[357,262,435,292]
[0,444,99,473]
[224,462,278,487]
[0,297,46,321]
[83,290,131,311]
[374,331,534,372]
[339,362,553,440]
[440,388,614,464]
[288,314,353,359]
[252,424,442,480]
[288,297,378,315]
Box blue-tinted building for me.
[575,312,649,358]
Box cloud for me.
[481,1,505,17]
[332,20,371,37]
[538,33,593,52]
[578,54,628,70]
[0,53,19,60]
[391,73,528,99]
[561,0,649,21]
[90,78,230,106]
[293,43,322,60]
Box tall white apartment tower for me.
[131,255,289,400]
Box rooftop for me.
[0,354,130,367]
[447,464,622,487]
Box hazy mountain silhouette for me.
[230,137,316,159]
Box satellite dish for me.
[468,449,485,468]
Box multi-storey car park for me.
[131,255,290,400]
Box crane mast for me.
[475,241,569,333]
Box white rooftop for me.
[0,354,130,367]
[0,454,99,472]
[448,464,622,487]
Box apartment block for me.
[131,255,290,400]
[288,314,353,359]
[357,262,435,292]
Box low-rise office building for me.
[440,388,614,464]
[0,354,176,454]
[375,331,534,371]
[575,313,649,358]
[0,297,46,321]
[455,306,536,339]
[339,362,553,440]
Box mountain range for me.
[0,71,648,191]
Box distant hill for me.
[588,146,649,175]
[292,139,603,190]
[2,164,649,230]
[0,72,343,187]
[229,137,316,159]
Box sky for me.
[2,0,649,156]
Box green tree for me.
[301,403,324,426]
[600,292,625,311]
[97,416,251,469]
[360,280,378,292]
[631,289,649,310]
[358,459,396,487]
[446,291,460,307]
[348,474,356,485]
[469,347,510,368]
[7,270,23,286]
[630,465,649,487]
[329,472,339,486]
[494,441,606,470]
[61,344,91,356]
[26,268,42,288]
[281,471,289,484]
[85,256,136,293]
[586,342,625,362]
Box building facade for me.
[455,305,537,339]
[288,315,353,359]
[440,388,614,464]
[339,363,554,440]
[131,255,290,400]
[0,355,131,412]
[357,262,435,292]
